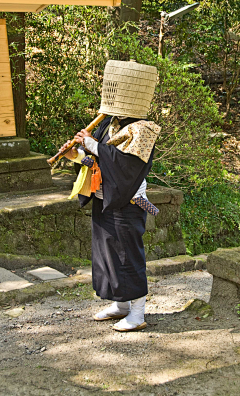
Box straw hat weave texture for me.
[99,60,157,118]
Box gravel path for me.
[1,270,240,396]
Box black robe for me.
[78,117,154,301]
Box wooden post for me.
[7,12,26,138]
[158,12,166,57]
[0,19,16,137]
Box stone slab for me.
[146,255,195,276]
[0,267,33,292]
[207,247,240,285]
[0,152,51,173]
[147,185,184,205]
[0,274,92,306]
[27,266,67,280]
[0,253,84,271]
[0,137,30,159]
[0,168,52,193]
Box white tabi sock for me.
[93,301,131,321]
[113,296,146,331]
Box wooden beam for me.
[0,0,121,12]
[0,4,47,12]
[0,0,121,4]
[36,4,48,11]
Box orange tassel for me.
[91,160,102,193]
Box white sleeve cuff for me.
[84,137,99,156]
[133,179,147,199]
[72,148,85,164]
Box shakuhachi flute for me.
[47,113,107,166]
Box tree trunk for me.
[108,6,121,28]
[120,0,142,32]
[7,13,26,138]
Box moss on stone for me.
[183,298,213,317]
[147,276,159,283]
[0,186,186,261]
[142,231,153,244]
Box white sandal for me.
[112,296,147,331]
[113,318,147,331]
[93,301,130,321]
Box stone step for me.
[0,137,30,159]
[0,252,208,293]
[207,246,240,313]
[207,247,240,284]
[0,252,209,305]
[0,177,186,260]
[0,152,51,173]
[0,152,52,192]
[0,267,33,292]
[27,266,67,281]
[146,254,208,276]
[0,252,208,274]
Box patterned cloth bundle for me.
[131,197,159,216]
[81,156,94,168]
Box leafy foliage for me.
[235,304,240,316]
[181,183,240,255]
[25,6,110,154]
[141,0,186,17]
[23,6,224,189]
[149,58,223,189]
[161,0,240,115]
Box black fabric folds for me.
[92,196,148,301]
[98,143,153,212]
[78,116,154,211]
[76,116,154,301]
[78,117,111,208]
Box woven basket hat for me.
[99,60,157,118]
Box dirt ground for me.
[1,270,240,396]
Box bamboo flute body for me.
[47,113,107,166]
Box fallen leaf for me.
[4,307,25,318]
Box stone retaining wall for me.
[0,186,186,261]
[0,138,52,192]
[207,247,240,313]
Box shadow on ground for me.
[1,271,240,396]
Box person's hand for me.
[74,129,92,144]
[59,140,78,159]
[59,140,72,153]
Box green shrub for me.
[25,6,110,155]
[24,6,223,190]
[149,58,224,189]
[158,0,240,116]
[181,183,240,255]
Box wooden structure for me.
[0,0,120,12]
[0,20,16,137]
[0,0,120,193]
[0,0,120,138]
